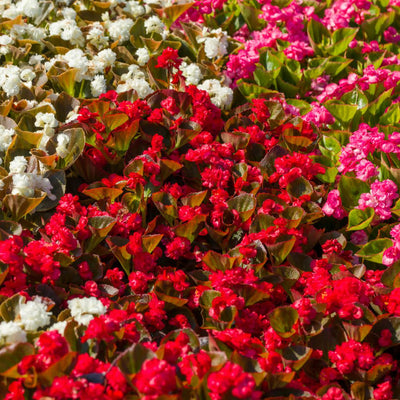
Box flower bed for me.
[1,0,400,399]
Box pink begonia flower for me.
[383,224,400,266]
[303,103,335,127]
[322,190,347,219]
[358,179,399,221]
[384,26,400,43]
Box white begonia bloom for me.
[87,22,109,49]
[29,55,44,66]
[198,28,228,59]
[180,62,202,86]
[124,0,145,17]
[198,79,233,110]
[35,112,58,137]
[117,78,153,98]
[0,35,12,45]
[63,49,89,82]
[61,7,77,19]
[68,297,107,325]
[90,75,107,98]
[18,297,51,331]
[0,65,21,97]
[107,18,134,43]
[91,49,116,73]
[144,15,164,35]
[49,19,84,47]
[9,156,28,174]
[12,174,34,197]
[18,0,42,18]
[50,321,67,335]
[20,68,35,83]
[56,133,70,158]
[0,125,15,152]
[0,321,27,344]
[136,47,150,66]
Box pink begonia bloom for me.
[303,103,335,127]
[322,190,347,219]
[384,27,400,43]
[338,124,385,177]
[358,180,399,221]
[383,224,400,266]
[354,159,379,181]
[350,231,368,246]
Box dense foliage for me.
[1,0,400,399]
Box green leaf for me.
[379,103,400,125]
[381,260,400,288]
[269,306,299,337]
[152,191,178,226]
[286,176,313,198]
[142,234,163,253]
[329,27,358,56]
[338,175,370,209]
[267,237,296,265]
[118,343,155,374]
[227,193,256,221]
[202,250,235,271]
[361,11,395,40]
[0,343,35,375]
[347,208,375,231]
[0,294,23,322]
[164,3,195,28]
[356,238,394,263]
[238,3,265,30]
[281,346,312,371]
[174,214,206,243]
[324,100,358,123]
[3,193,46,221]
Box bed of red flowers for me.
[2,0,400,399]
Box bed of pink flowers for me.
[2,0,400,399]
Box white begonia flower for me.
[63,49,89,82]
[16,0,42,18]
[68,297,107,326]
[50,321,67,335]
[87,22,109,49]
[29,54,43,66]
[9,156,28,174]
[197,28,228,59]
[56,133,70,158]
[117,78,153,98]
[180,62,202,86]
[136,47,150,66]
[0,125,15,152]
[107,18,134,43]
[12,174,34,197]
[0,321,27,344]
[61,7,77,19]
[124,0,145,17]
[18,297,51,331]
[0,35,12,45]
[49,19,84,47]
[20,68,35,85]
[198,79,233,110]
[91,49,116,73]
[0,65,21,97]
[90,75,107,98]
[35,112,58,137]
[144,15,164,35]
